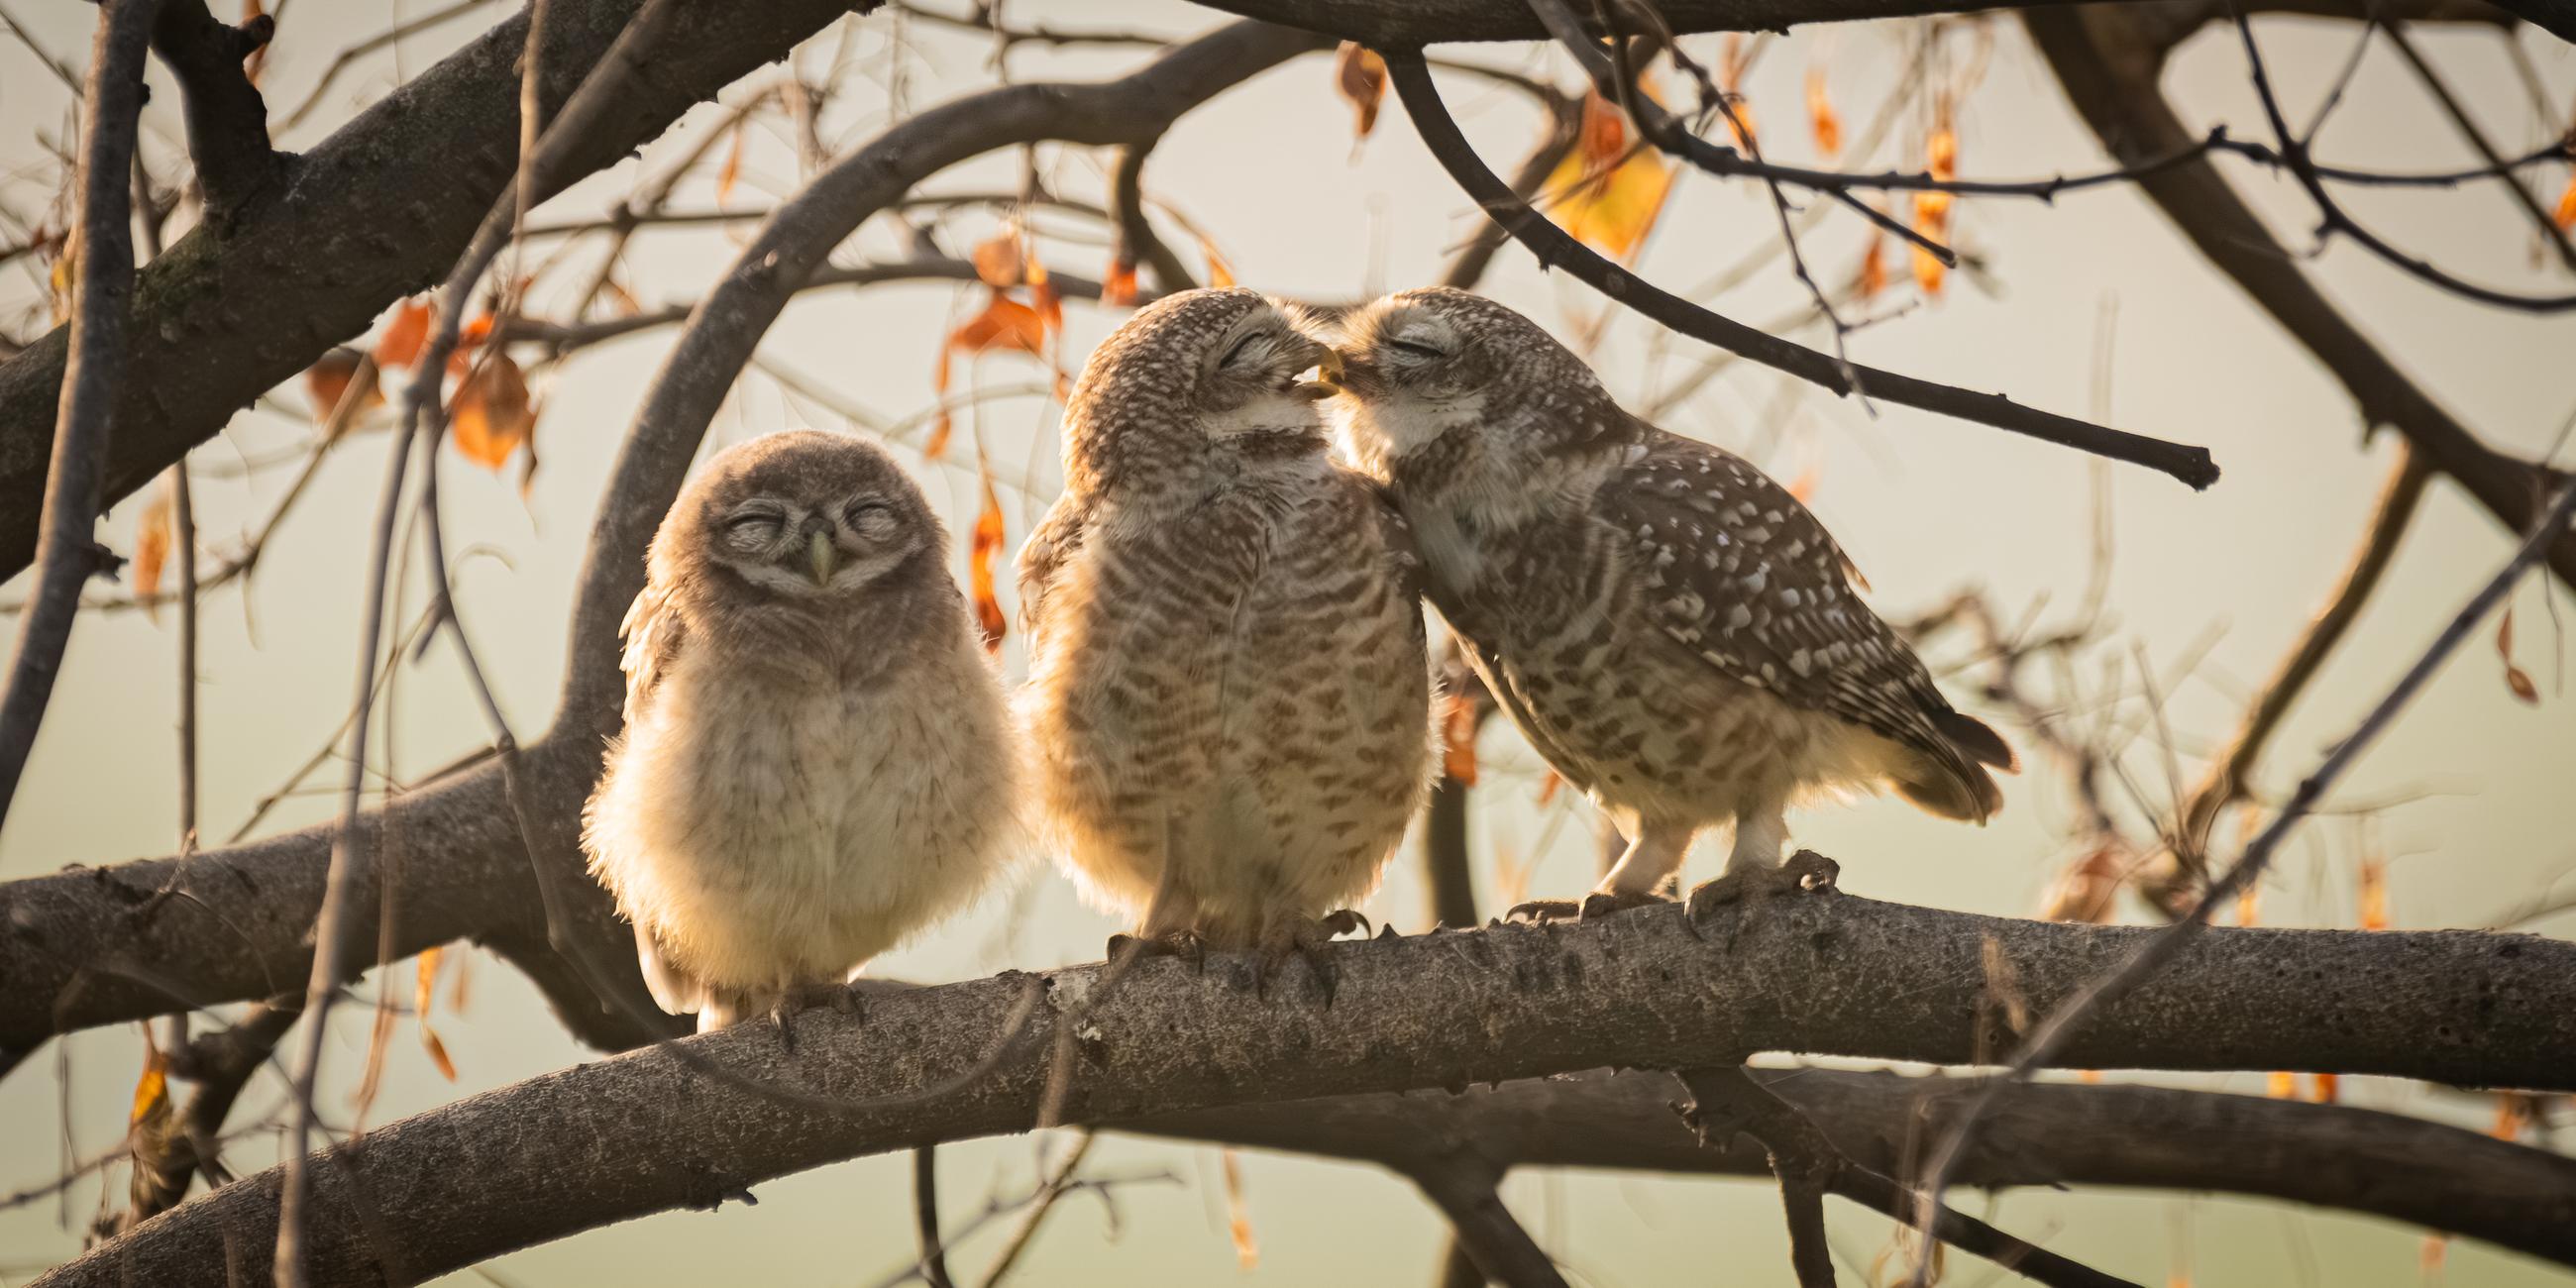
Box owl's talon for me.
[1317,909,1371,939]
[1578,889,1669,920]
[789,980,866,1019]
[1107,929,1208,973]
[1684,850,1842,939]
[1505,899,1583,924]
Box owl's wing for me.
[618,578,688,728]
[1363,479,1429,646]
[1017,495,1088,640]
[1598,428,2011,816]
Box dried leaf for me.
[1027,251,1063,333]
[376,299,432,369]
[1439,691,1479,785]
[2308,1072,2339,1103]
[1912,118,1960,298]
[1805,67,1841,160]
[1220,1147,1259,1271]
[2234,883,2260,927]
[448,353,536,471]
[2266,1070,2297,1099]
[417,947,457,1081]
[2492,1092,2534,1140]
[715,123,746,207]
[2498,604,2538,704]
[2420,1234,2450,1278]
[969,463,1007,653]
[2040,846,2122,923]
[2357,856,2389,931]
[1535,770,1561,808]
[2555,171,2576,232]
[1201,237,1237,289]
[1102,255,1139,307]
[130,1036,169,1126]
[972,222,1026,288]
[48,227,75,326]
[1546,92,1673,261]
[930,291,1052,459]
[304,349,385,429]
[923,415,956,464]
[1855,229,1886,301]
[1334,42,1388,139]
[133,484,174,618]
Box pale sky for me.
[2,2,2572,1284]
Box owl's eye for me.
[845,500,900,540]
[1218,332,1263,369]
[1386,338,1446,362]
[722,506,784,546]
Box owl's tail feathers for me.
[637,930,714,1021]
[1892,710,2014,823]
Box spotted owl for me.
[1019,287,1435,969]
[583,430,1020,1031]
[1330,287,2011,919]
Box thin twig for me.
[2378,21,2576,274]
[1382,52,2221,489]
[979,1131,1096,1288]
[0,0,156,832]
[1903,478,2576,1285]
[915,1146,956,1288]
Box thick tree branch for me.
[0,0,157,833]
[0,0,893,582]
[2023,4,2576,589]
[35,894,2576,1285]
[1409,1162,1565,1288]
[147,0,283,228]
[1383,53,2223,489]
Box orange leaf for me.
[2234,883,2260,927]
[1439,691,1479,785]
[968,462,1007,653]
[130,1035,169,1126]
[1546,94,1673,261]
[2308,1072,2339,1103]
[1334,42,1388,139]
[1027,251,1063,333]
[1576,88,1628,169]
[715,123,745,207]
[1535,769,1562,808]
[2554,171,2575,232]
[2420,1234,2450,1277]
[1201,237,1237,289]
[2265,1070,2296,1099]
[1102,255,1138,307]
[448,353,536,471]
[947,291,1048,361]
[923,414,955,463]
[1855,230,1886,301]
[1725,101,1758,151]
[133,484,173,617]
[2499,604,2538,704]
[972,224,1026,288]
[1806,67,1841,160]
[444,314,497,376]
[417,947,458,1081]
[2357,856,2389,931]
[1221,1147,1259,1271]
[2493,1093,2533,1140]
[375,299,431,368]
[304,349,385,430]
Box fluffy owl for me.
[583,430,1020,1032]
[1330,287,2012,920]
[1019,287,1434,980]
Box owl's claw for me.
[1252,916,1353,1006]
[1684,849,1841,942]
[1316,909,1372,939]
[1505,889,1668,924]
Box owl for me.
[1019,287,1435,987]
[1329,287,2012,921]
[583,430,1020,1033]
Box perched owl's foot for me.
[1251,914,1364,1007]
[1504,889,1669,924]
[788,980,868,1019]
[1683,849,1841,939]
[1106,928,1208,974]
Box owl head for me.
[1061,287,1339,495]
[653,430,943,607]
[1327,287,1613,475]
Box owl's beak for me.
[806,531,840,589]
[1290,348,1344,402]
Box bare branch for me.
[0,0,157,833]
[147,0,284,228]
[1382,52,2223,489]
[1409,1162,1566,1288]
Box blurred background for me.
[2,0,2572,1283]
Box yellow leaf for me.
[134,484,173,619]
[969,461,1007,653]
[417,947,458,1081]
[1221,1147,1258,1271]
[1806,67,1841,160]
[130,1036,169,1126]
[1545,94,1673,261]
[1201,237,1237,289]
[448,353,536,471]
[2265,1070,2296,1099]
[1439,691,1479,785]
[2554,171,2576,232]
[1334,42,1388,140]
[375,299,432,369]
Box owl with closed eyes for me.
[1019,287,1434,985]
[1331,287,2012,921]
[583,430,1020,1032]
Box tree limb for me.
[146,0,283,228]
[1408,1161,1566,1288]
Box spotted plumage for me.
[1331,287,2011,913]
[1020,287,1435,956]
[583,431,1020,1031]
